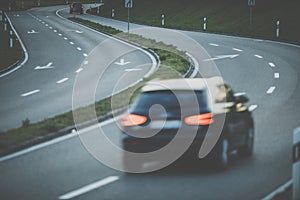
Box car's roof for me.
[142,77,225,92]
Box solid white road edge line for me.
[57,78,69,84]
[76,68,83,73]
[0,13,29,78]
[261,179,292,200]
[21,89,40,97]
[267,86,276,94]
[58,176,119,200]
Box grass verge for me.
[0,18,190,156]
[90,0,300,45]
[0,20,23,72]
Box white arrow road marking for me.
[21,89,40,97]
[115,59,130,66]
[203,54,239,62]
[28,30,38,34]
[58,176,119,200]
[274,73,280,78]
[35,62,54,70]
[57,78,69,84]
[125,68,142,72]
[269,62,276,68]
[267,86,276,94]
[232,48,243,52]
[209,43,219,47]
[254,54,263,59]
[248,105,258,112]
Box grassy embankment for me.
[0,18,190,156]
[90,0,300,44]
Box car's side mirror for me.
[234,92,249,104]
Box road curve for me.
[0,5,156,131]
[0,5,300,200]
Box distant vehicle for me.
[121,77,254,171]
[69,2,83,14]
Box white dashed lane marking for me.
[76,68,83,73]
[254,54,263,59]
[269,62,276,67]
[209,43,219,47]
[232,48,243,52]
[70,42,74,45]
[58,33,62,36]
[274,73,280,79]
[64,37,68,40]
[248,105,258,112]
[84,61,89,65]
[54,30,57,33]
[77,47,82,51]
[267,86,276,94]
[21,89,40,97]
[57,78,69,84]
[83,53,88,57]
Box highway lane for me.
[0,6,156,131]
[0,5,300,200]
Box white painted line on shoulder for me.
[76,68,83,73]
[254,54,263,59]
[21,89,40,97]
[232,48,243,52]
[58,33,62,36]
[57,78,69,84]
[58,176,119,200]
[70,42,74,45]
[83,53,88,57]
[248,105,258,112]
[261,180,292,200]
[209,43,219,47]
[267,86,276,94]
[274,73,280,79]
[269,62,276,67]
[77,47,82,51]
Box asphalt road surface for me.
[1,5,300,200]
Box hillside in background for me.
[90,0,300,44]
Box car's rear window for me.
[133,90,209,114]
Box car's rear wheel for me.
[214,138,229,170]
[238,127,254,157]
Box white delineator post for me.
[112,9,115,18]
[0,10,3,22]
[9,30,13,48]
[203,17,207,31]
[293,127,300,200]
[4,18,7,31]
[276,20,280,38]
[162,14,165,26]
[97,6,100,14]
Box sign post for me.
[248,0,255,31]
[293,127,300,200]
[125,0,133,33]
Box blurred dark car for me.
[69,2,83,14]
[121,77,254,171]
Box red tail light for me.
[184,113,214,126]
[121,114,147,127]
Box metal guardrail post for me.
[293,127,300,200]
